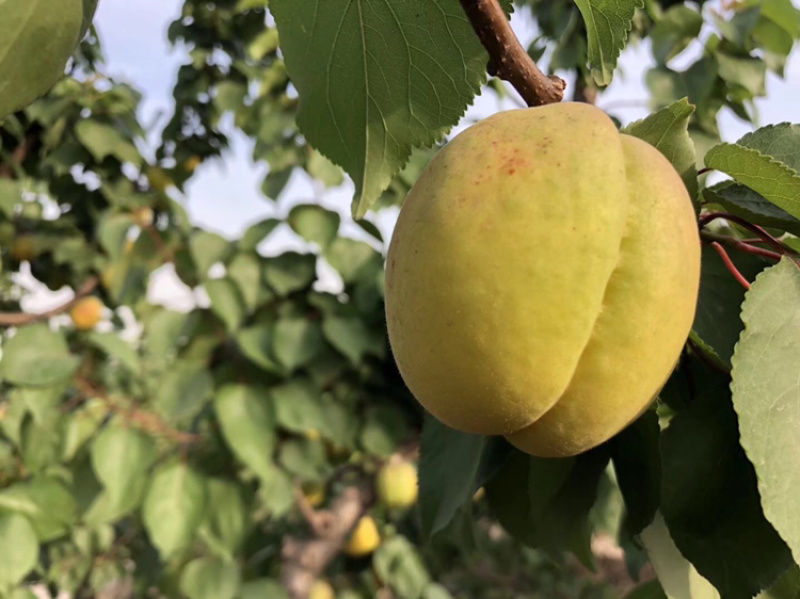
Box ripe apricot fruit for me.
[342,515,380,557]
[385,102,700,458]
[376,457,418,510]
[70,296,104,330]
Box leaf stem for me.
[710,242,751,290]
[459,0,565,106]
[700,231,783,261]
[699,211,797,257]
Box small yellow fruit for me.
[185,155,202,173]
[342,515,380,558]
[472,487,486,502]
[309,579,335,599]
[131,207,154,228]
[69,297,104,330]
[304,429,321,441]
[376,457,418,509]
[12,235,36,262]
[146,166,174,193]
[385,102,700,458]
[302,481,326,508]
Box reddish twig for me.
[700,231,783,261]
[459,0,565,106]
[0,278,99,327]
[0,136,35,179]
[710,242,750,290]
[699,211,796,256]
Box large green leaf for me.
[0,0,83,119]
[703,181,800,237]
[199,479,249,559]
[288,204,340,249]
[90,425,156,510]
[272,317,323,372]
[214,384,276,481]
[0,514,38,588]
[574,0,643,86]
[731,259,800,566]
[0,325,80,387]
[179,557,241,599]
[0,476,76,541]
[205,277,246,333]
[418,415,511,540]
[271,379,325,435]
[270,0,490,217]
[623,98,698,203]
[142,461,207,558]
[660,360,792,599]
[705,143,800,220]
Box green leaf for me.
[610,411,661,535]
[660,360,792,599]
[623,98,698,202]
[278,438,329,480]
[359,404,410,457]
[263,252,317,295]
[240,580,289,599]
[693,244,766,366]
[236,324,284,373]
[640,512,720,599]
[227,252,265,312]
[288,204,340,249]
[90,425,155,510]
[419,416,512,539]
[153,363,213,422]
[705,142,800,220]
[0,477,76,541]
[324,237,382,284]
[62,398,106,462]
[199,479,249,559]
[270,0,490,218]
[0,325,80,386]
[322,316,380,364]
[0,0,83,119]
[703,181,800,236]
[374,537,431,599]
[75,120,141,164]
[574,0,643,86]
[716,52,766,97]
[272,317,324,371]
[0,514,38,588]
[486,446,611,566]
[271,379,325,435]
[86,332,141,374]
[738,123,800,173]
[179,557,241,599]
[205,277,246,333]
[650,6,703,65]
[240,218,281,251]
[215,384,276,481]
[190,231,231,278]
[142,461,207,558]
[731,259,800,566]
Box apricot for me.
[309,580,335,599]
[376,457,418,509]
[342,515,380,557]
[385,102,700,458]
[69,296,104,330]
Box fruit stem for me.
[459,0,565,106]
[710,242,751,290]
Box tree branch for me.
[282,483,373,599]
[459,0,565,106]
[0,277,99,327]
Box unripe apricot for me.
[376,457,418,509]
[342,515,380,557]
[309,579,335,599]
[385,103,700,458]
[70,296,104,330]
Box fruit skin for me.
[309,580,335,599]
[376,458,418,509]
[69,296,104,330]
[342,515,380,557]
[385,102,700,458]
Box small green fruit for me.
[376,457,418,509]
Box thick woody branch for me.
[459,0,565,106]
[282,484,373,599]
[0,277,99,327]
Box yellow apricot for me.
[69,296,104,330]
[385,103,700,458]
[376,457,418,510]
[342,515,380,558]
[309,579,335,599]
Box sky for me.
[21,0,800,314]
